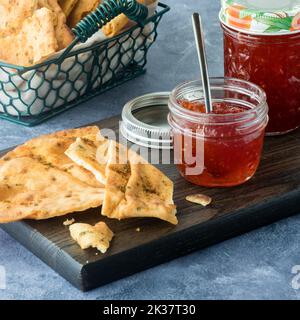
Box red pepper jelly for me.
[168,78,268,187]
[179,100,247,114]
[220,0,300,135]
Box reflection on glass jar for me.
[168,78,268,187]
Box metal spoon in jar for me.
[192,13,213,113]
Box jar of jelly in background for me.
[168,78,268,187]
[219,0,300,135]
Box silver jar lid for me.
[120,92,172,149]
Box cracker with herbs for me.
[42,0,74,50]
[0,0,38,37]
[0,157,103,223]
[83,140,178,225]
[0,0,73,66]
[0,7,58,66]
[65,136,109,185]
[0,126,104,190]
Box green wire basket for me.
[0,1,170,126]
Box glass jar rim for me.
[169,77,267,125]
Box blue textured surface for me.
[0,0,300,300]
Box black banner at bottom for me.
[0,300,294,318]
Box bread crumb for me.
[69,222,114,253]
[136,227,141,232]
[63,218,75,226]
[186,194,212,206]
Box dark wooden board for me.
[2,115,300,291]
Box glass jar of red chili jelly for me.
[168,78,268,187]
[220,0,300,135]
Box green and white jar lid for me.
[219,0,300,34]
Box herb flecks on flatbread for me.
[103,142,177,225]
[0,126,105,223]
[0,7,58,66]
[0,157,103,223]
[0,126,103,189]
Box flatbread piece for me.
[0,126,103,189]
[42,0,74,50]
[0,7,58,66]
[65,136,109,184]
[0,157,103,223]
[69,221,113,253]
[67,0,101,28]
[58,0,79,17]
[102,141,177,224]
